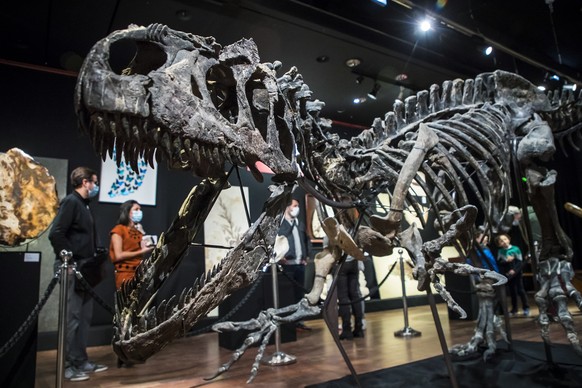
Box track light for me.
[367,83,381,100]
[484,46,493,56]
[419,19,432,32]
[356,75,364,84]
[345,58,362,68]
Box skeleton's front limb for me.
[305,248,337,305]
[370,123,439,237]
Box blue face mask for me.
[131,210,143,223]
[88,184,99,198]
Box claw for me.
[452,304,468,320]
[208,300,320,382]
[432,279,467,318]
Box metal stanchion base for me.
[261,351,297,366]
[394,326,422,337]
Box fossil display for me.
[75,24,582,381]
[0,148,59,246]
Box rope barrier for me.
[0,269,62,357]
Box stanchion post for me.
[394,249,421,337]
[56,249,72,388]
[261,254,296,366]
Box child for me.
[495,233,530,316]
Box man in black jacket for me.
[277,198,312,330]
[49,166,108,381]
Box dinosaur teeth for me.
[185,287,193,305]
[181,138,194,165]
[178,288,188,310]
[161,132,172,160]
[192,277,200,293]
[191,142,201,166]
[146,306,157,330]
[138,314,147,332]
[169,294,178,316]
[115,139,125,166]
[172,136,183,160]
[121,115,131,140]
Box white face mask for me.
[289,207,300,218]
[131,209,143,223]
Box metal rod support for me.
[394,249,421,337]
[261,255,296,366]
[56,250,72,388]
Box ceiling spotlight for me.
[419,19,432,32]
[563,84,578,92]
[537,85,546,91]
[345,58,362,68]
[353,97,367,104]
[367,83,381,100]
[355,75,364,84]
[484,46,493,56]
[550,74,560,81]
[316,55,330,63]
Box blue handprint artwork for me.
[99,148,157,205]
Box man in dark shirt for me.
[49,166,108,381]
[277,198,312,330]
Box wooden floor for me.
[34,300,581,388]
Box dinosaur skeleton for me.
[75,24,582,381]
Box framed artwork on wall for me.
[204,186,249,317]
[99,150,158,205]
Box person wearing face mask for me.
[109,200,154,289]
[49,166,108,381]
[277,198,312,330]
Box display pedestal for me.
[0,252,41,388]
[218,272,296,350]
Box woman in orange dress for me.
[109,200,154,289]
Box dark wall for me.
[0,64,297,329]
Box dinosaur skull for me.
[75,24,297,182]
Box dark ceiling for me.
[2,0,581,127]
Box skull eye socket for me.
[206,65,238,122]
[108,40,167,76]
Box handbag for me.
[75,247,108,290]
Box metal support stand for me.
[394,249,421,337]
[56,250,72,388]
[261,256,296,366]
[427,287,459,388]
